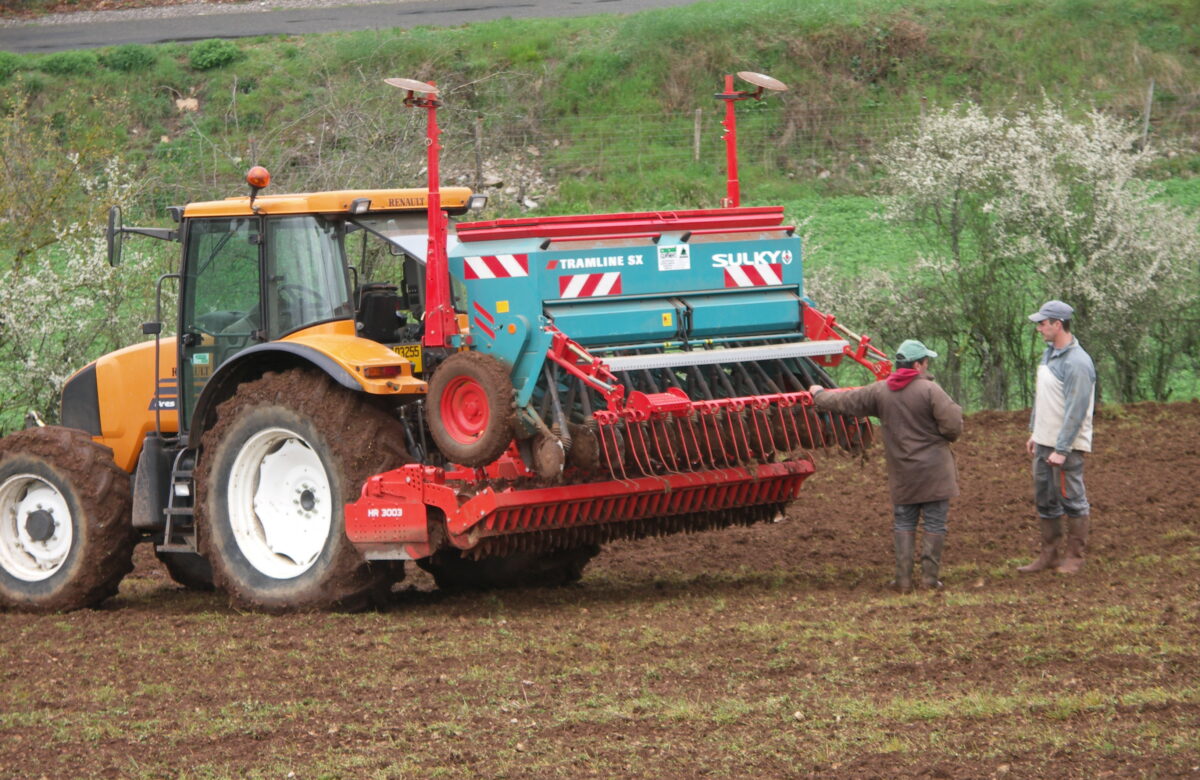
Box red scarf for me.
[886,368,921,391]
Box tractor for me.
[0,73,890,613]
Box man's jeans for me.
[1032,443,1089,519]
[893,500,949,535]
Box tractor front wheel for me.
[426,351,515,467]
[0,427,135,612]
[196,370,410,612]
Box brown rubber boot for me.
[920,533,946,590]
[1017,516,1064,573]
[1055,515,1089,574]
[890,530,915,593]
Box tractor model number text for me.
[366,508,404,518]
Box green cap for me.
[895,339,938,361]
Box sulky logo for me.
[711,249,794,268]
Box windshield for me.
[351,214,467,315]
[265,214,353,337]
[352,213,461,262]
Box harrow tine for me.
[650,417,682,474]
[597,418,628,481]
[698,409,721,468]
[836,414,853,451]
[627,421,655,477]
[748,406,772,459]
[681,415,705,468]
[799,404,819,450]
[730,408,752,464]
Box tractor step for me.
[156,539,197,554]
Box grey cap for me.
[1029,300,1074,323]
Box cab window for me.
[264,215,353,337]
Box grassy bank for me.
[1,0,1198,426]
[1,0,1197,215]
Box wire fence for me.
[150,86,1200,212]
[423,88,1200,190]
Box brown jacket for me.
[813,374,962,505]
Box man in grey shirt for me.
[1018,300,1096,575]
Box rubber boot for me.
[1055,515,1089,574]
[1017,516,1064,573]
[890,530,915,593]
[920,533,946,590]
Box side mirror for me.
[106,205,124,267]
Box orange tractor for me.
[0,74,888,612]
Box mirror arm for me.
[123,227,179,242]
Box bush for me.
[100,44,157,72]
[189,39,241,71]
[0,51,23,83]
[38,50,99,76]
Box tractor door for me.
[178,216,264,428]
[262,214,354,339]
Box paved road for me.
[0,0,703,53]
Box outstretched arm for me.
[808,384,880,419]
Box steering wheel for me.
[278,283,326,311]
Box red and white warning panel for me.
[724,263,783,288]
[558,272,623,298]
[464,254,530,279]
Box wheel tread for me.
[195,369,412,612]
[0,427,135,612]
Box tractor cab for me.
[106,170,478,428]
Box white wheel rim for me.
[226,427,332,580]
[0,474,74,582]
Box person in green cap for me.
[809,339,963,592]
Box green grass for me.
[1,0,1198,425]
[3,0,1197,219]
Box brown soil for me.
[2,401,1199,778]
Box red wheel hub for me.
[440,375,488,443]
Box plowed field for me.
[2,402,1199,778]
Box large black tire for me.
[195,369,411,612]
[155,550,214,591]
[418,544,599,592]
[426,351,515,467]
[0,427,135,612]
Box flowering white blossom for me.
[871,101,1200,406]
[0,157,171,431]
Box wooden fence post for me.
[1140,79,1155,151]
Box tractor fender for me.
[189,339,422,443]
[189,343,358,442]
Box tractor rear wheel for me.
[0,427,135,612]
[418,544,599,592]
[426,351,515,467]
[195,370,410,612]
